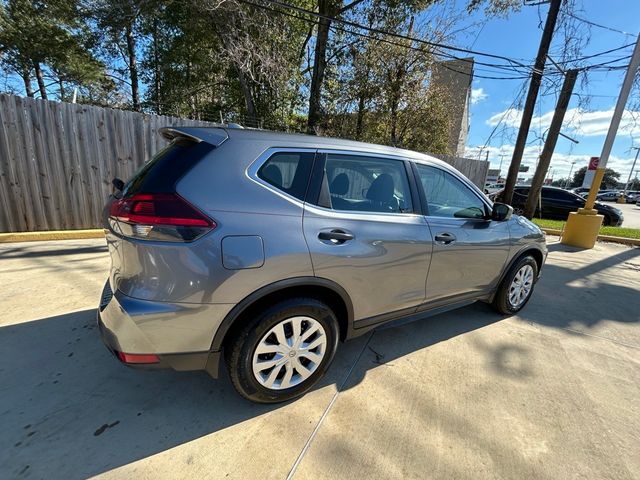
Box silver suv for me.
[98,126,547,403]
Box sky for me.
[457,0,640,183]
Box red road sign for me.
[588,157,600,170]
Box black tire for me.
[226,297,339,403]
[602,215,611,226]
[492,255,539,315]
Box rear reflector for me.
[116,352,160,364]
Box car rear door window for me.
[258,152,315,201]
[416,164,487,219]
[321,154,413,213]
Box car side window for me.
[257,152,315,201]
[322,154,413,214]
[557,190,577,201]
[416,164,487,219]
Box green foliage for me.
[0,0,111,100]
[466,0,521,16]
[0,0,519,154]
[571,166,621,189]
[532,218,640,240]
[627,177,640,190]
[550,178,570,187]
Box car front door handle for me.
[434,232,456,244]
[318,229,354,244]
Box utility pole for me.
[502,0,562,205]
[498,154,508,178]
[523,69,578,218]
[620,146,640,199]
[565,161,576,188]
[562,33,640,248]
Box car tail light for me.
[116,351,160,364]
[109,193,215,242]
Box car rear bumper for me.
[97,281,228,377]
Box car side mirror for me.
[492,202,513,221]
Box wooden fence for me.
[0,94,217,232]
[430,153,490,189]
[0,94,489,232]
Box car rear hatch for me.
[103,127,228,298]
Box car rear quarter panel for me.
[112,138,314,304]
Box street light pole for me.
[498,154,508,177]
[562,33,640,248]
[565,161,576,189]
[623,146,640,195]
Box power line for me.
[240,0,535,79]
[561,42,635,64]
[475,81,529,159]
[244,0,635,78]
[255,0,535,70]
[325,24,531,80]
[562,10,635,37]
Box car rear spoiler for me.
[159,126,229,147]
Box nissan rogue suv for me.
[98,126,547,403]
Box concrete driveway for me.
[616,201,640,229]
[1,238,638,479]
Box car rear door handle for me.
[434,232,456,244]
[318,229,354,244]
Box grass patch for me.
[531,218,640,240]
[532,218,565,230]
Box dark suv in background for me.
[498,186,624,226]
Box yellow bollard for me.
[561,209,604,248]
[561,168,605,249]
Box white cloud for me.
[470,87,488,105]
[464,143,638,179]
[485,107,640,138]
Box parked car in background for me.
[570,187,591,196]
[596,190,621,202]
[484,183,504,194]
[622,190,640,203]
[98,126,548,403]
[492,186,624,226]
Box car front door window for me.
[416,164,487,219]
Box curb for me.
[0,229,105,243]
[540,227,640,247]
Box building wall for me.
[431,58,474,157]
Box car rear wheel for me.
[602,215,611,226]
[226,297,339,403]
[492,255,538,315]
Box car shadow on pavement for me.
[0,244,108,259]
[0,304,505,479]
[523,245,640,331]
[2,245,638,479]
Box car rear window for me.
[123,140,214,197]
[257,152,315,201]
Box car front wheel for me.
[493,255,538,315]
[227,297,339,403]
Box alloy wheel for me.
[508,264,534,308]
[251,316,327,390]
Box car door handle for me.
[434,232,456,244]
[318,229,354,244]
